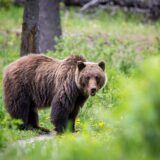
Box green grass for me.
[0,6,160,160]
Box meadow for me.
[0,6,160,160]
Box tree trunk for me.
[20,0,62,56]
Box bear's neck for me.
[66,78,88,109]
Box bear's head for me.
[75,61,107,96]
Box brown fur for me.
[3,54,106,133]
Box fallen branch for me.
[81,0,100,11]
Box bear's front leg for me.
[51,107,69,133]
[69,106,80,132]
[51,97,70,134]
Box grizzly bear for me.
[3,54,106,133]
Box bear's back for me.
[4,54,59,78]
[3,54,86,108]
[3,54,61,108]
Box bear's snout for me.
[87,78,97,96]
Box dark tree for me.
[21,0,62,56]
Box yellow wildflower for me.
[76,118,81,125]
[98,121,105,128]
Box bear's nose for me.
[90,87,96,95]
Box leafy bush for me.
[0,0,13,9]
[115,56,160,159]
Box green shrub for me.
[0,0,13,9]
[110,56,160,159]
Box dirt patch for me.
[14,132,56,145]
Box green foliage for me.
[0,0,12,9]
[0,6,160,160]
[112,56,160,159]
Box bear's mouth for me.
[89,90,96,96]
[90,92,96,96]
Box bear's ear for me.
[98,61,105,71]
[77,61,86,71]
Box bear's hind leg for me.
[10,100,31,130]
[28,107,50,133]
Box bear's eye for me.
[85,76,90,81]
